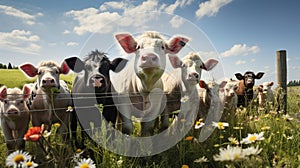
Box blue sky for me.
[1,0,299,85]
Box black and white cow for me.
[64,50,128,147]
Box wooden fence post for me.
[276,50,287,113]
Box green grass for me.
[0,69,300,167]
[0,69,75,89]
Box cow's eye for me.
[161,45,165,50]
[38,71,42,75]
[20,100,24,104]
[55,70,59,74]
[136,45,140,50]
[4,100,8,104]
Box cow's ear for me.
[235,73,244,80]
[110,58,128,72]
[219,81,227,89]
[115,33,137,54]
[22,85,31,100]
[166,36,189,54]
[168,55,182,69]
[255,72,264,79]
[0,86,7,100]
[64,57,85,73]
[199,80,207,89]
[60,61,70,75]
[202,59,218,71]
[19,64,37,78]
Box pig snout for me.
[7,108,19,115]
[140,53,159,68]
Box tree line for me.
[0,63,18,69]
[287,80,300,86]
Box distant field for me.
[0,69,75,89]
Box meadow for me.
[0,69,299,167]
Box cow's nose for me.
[189,72,199,79]
[42,78,55,86]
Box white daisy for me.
[242,146,262,156]
[22,160,38,168]
[240,132,265,144]
[282,114,294,121]
[6,150,32,167]
[194,156,209,163]
[213,145,245,161]
[180,95,189,103]
[194,119,205,129]
[75,158,96,168]
[212,121,229,130]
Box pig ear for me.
[19,64,37,78]
[64,57,85,73]
[60,61,70,75]
[235,73,244,80]
[168,55,183,69]
[22,85,31,100]
[199,80,207,89]
[255,72,264,79]
[269,82,274,86]
[202,59,218,71]
[166,36,189,54]
[110,58,128,72]
[219,81,227,89]
[115,33,137,54]
[0,86,7,100]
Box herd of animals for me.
[0,31,276,159]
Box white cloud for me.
[170,15,184,28]
[66,0,194,35]
[236,60,246,65]
[63,30,71,34]
[164,0,194,14]
[100,1,126,11]
[65,8,122,35]
[221,44,260,57]
[0,5,42,25]
[67,42,79,46]
[195,0,232,19]
[251,59,256,62]
[0,29,41,54]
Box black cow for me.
[64,50,128,149]
[235,71,264,107]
